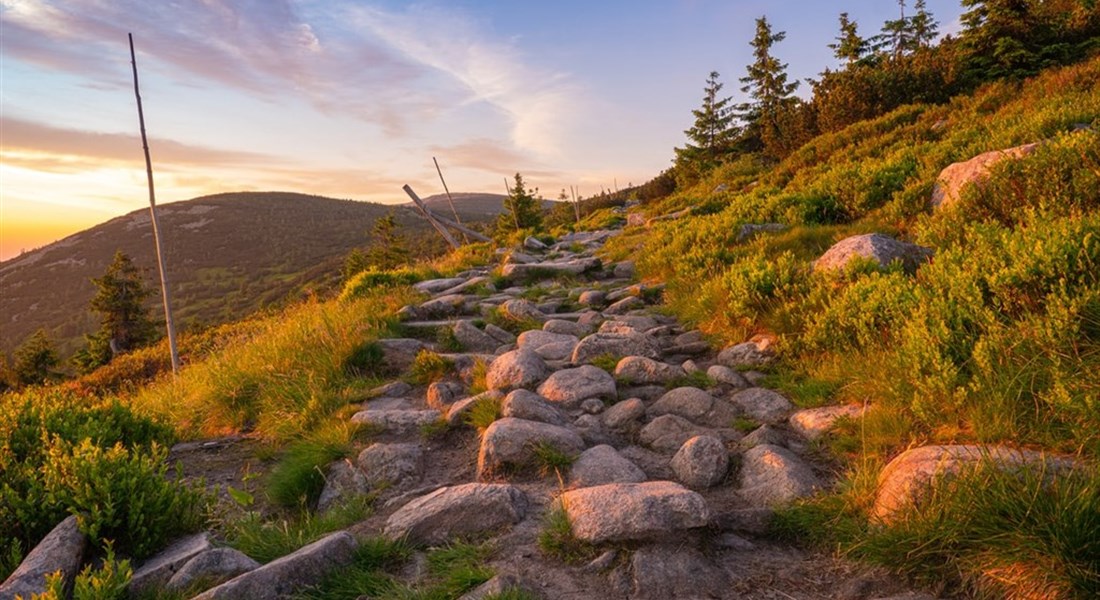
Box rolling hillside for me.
[0,191,502,359]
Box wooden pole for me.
[504,178,519,229]
[570,185,580,223]
[432,157,467,243]
[403,185,460,249]
[129,33,180,376]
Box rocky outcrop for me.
[739,444,822,507]
[572,332,662,364]
[560,481,709,543]
[536,365,617,407]
[165,548,260,592]
[0,516,87,600]
[485,348,550,391]
[789,404,864,440]
[931,142,1041,209]
[670,435,729,489]
[648,387,737,427]
[384,483,528,544]
[191,532,358,600]
[872,444,1067,523]
[729,388,793,425]
[477,418,585,478]
[813,233,933,274]
[570,445,647,488]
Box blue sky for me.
[0,0,965,260]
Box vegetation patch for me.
[266,423,356,509]
[224,496,372,564]
[538,505,597,564]
[407,350,456,385]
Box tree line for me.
[674,0,1100,185]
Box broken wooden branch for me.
[432,157,467,243]
[403,184,460,249]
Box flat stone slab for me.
[560,481,709,543]
[729,388,793,424]
[477,418,585,478]
[350,409,441,434]
[384,483,528,545]
[0,515,86,600]
[569,445,647,489]
[191,532,358,600]
[129,531,213,594]
[789,404,864,440]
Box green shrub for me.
[465,395,503,431]
[538,506,596,564]
[40,439,206,557]
[340,267,435,301]
[588,354,620,374]
[343,341,384,377]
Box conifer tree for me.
[909,0,939,49]
[13,329,58,386]
[498,173,543,233]
[73,251,157,373]
[674,71,736,173]
[829,13,868,65]
[738,17,800,158]
[875,0,910,58]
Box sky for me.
[0,0,966,261]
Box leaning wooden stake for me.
[403,185,460,249]
[432,157,467,243]
[129,33,180,375]
[570,185,580,223]
[504,177,520,229]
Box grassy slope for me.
[603,57,1100,596]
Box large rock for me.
[628,546,730,600]
[813,233,933,274]
[648,387,738,426]
[603,398,646,431]
[729,388,793,424]
[384,483,527,545]
[739,444,822,507]
[560,482,709,543]
[357,443,423,488]
[716,339,776,368]
[191,532,358,600]
[477,418,585,478]
[500,389,569,426]
[376,339,427,374]
[614,356,685,385]
[706,365,749,388]
[0,516,86,600]
[517,329,579,352]
[349,409,441,434]
[873,445,1065,523]
[569,445,647,488]
[639,414,706,452]
[789,404,864,440]
[501,258,600,281]
[128,532,213,595]
[317,460,369,511]
[543,319,589,337]
[931,142,1041,209]
[499,299,547,323]
[414,277,467,294]
[426,381,464,410]
[452,321,500,353]
[670,435,729,489]
[572,332,661,364]
[166,548,260,592]
[604,296,645,315]
[445,390,503,426]
[536,365,616,408]
[417,293,468,318]
[485,348,550,391]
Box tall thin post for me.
[570,185,580,223]
[504,177,519,229]
[129,33,180,375]
[432,157,467,243]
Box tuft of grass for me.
[759,372,840,409]
[406,350,455,385]
[485,306,543,336]
[266,423,356,508]
[224,496,372,564]
[291,537,408,600]
[538,505,597,564]
[732,417,760,433]
[467,359,490,396]
[666,371,716,390]
[343,341,384,378]
[419,418,452,440]
[436,327,464,353]
[588,353,621,374]
[465,395,503,431]
[531,442,576,477]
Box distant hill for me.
[0,191,498,359]
[411,192,558,217]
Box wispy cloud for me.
[348,4,580,157]
[430,138,562,179]
[0,0,579,147]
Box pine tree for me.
[498,173,543,233]
[343,212,411,280]
[909,0,939,49]
[738,17,800,158]
[73,251,157,373]
[12,329,58,386]
[874,0,910,58]
[829,13,868,65]
[674,71,737,173]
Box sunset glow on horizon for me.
[1,0,965,261]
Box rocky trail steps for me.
[6,227,987,600]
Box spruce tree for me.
[674,71,736,174]
[13,329,58,386]
[909,0,939,49]
[738,17,800,157]
[829,13,868,65]
[74,251,157,373]
[875,0,910,58]
[498,173,543,233]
